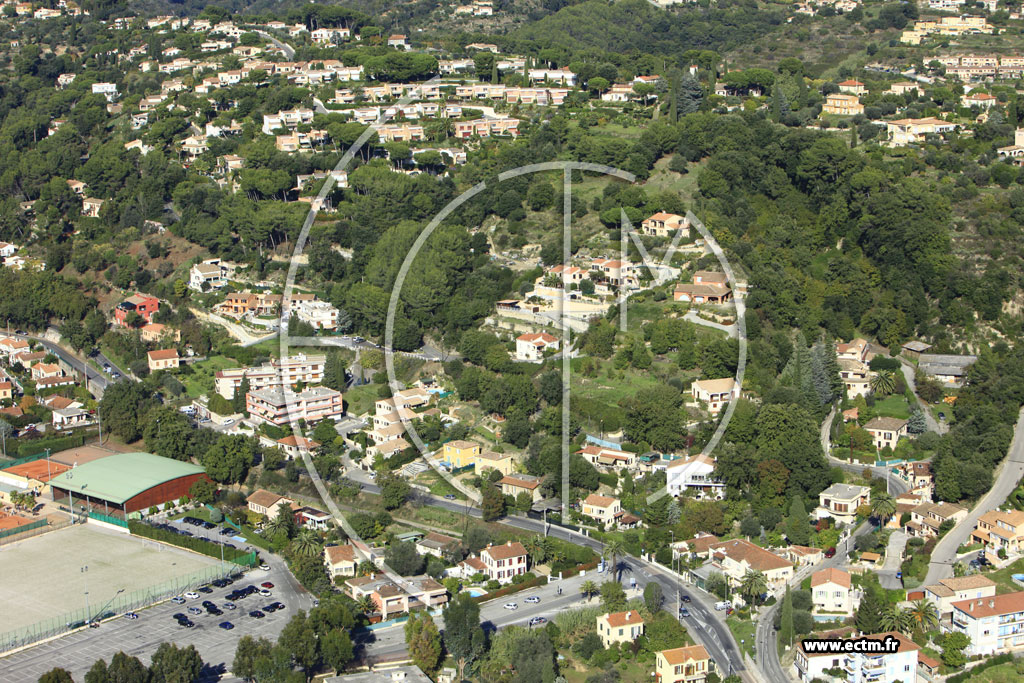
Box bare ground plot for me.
[0,524,219,634]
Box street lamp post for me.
[81,566,90,623]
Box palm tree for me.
[909,598,939,631]
[355,594,376,616]
[264,514,289,540]
[602,539,625,583]
[290,528,321,558]
[880,605,915,635]
[871,492,897,525]
[870,369,897,396]
[580,580,598,602]
[739,569,768,606]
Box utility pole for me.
[81,566,90,623]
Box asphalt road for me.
[286,334,456,362]
[924,406,1024,585]
[344,475,749,679]
[255,32,295,59]
[7,332,123,396]
[899,360,946,435]
[0,554,310,683]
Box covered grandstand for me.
[47,452,209,518]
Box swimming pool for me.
[466,587,486,597]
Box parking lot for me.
[0,554,310,682]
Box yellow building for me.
[597,610,644,648]
[656,645,713,683]
[442,440,480,468]
[474,451,514,477]
[822,94,864,116]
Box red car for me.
[824,547,837,558]
[261,582,274,589]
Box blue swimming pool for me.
[467,588,486,597]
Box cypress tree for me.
[780,584,794,648]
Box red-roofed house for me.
[948,590,1024,654]
[704,538,794,591]
[811,567,855,616]
[480,541,528,584]
[324,544,358,578]
[576,444,637,469]
[597,610,644,648]
[656,645,712,683]
[147,349,180,372]
[515,332,559,361]
[838,79,866,95]
[581,493,621,526]
[641,212,689,238]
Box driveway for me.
[924,407,1024,585]
[899,360,945,435]
[684,311,736,338]
[876,530,908,590]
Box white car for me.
[502,602,518,611]
[260,589,272,597]
[525,596,540,604]
[260,563,270,571]
[184,591,200,600]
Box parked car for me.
[525,596,540,604]
[184,592,200,600]
[219,621,234,630]
[824,547,837,559]
[261,582,274,589]
[529,617,547,626]
[122,612,138,620]
[263,604,278,613]
[714,601,730,611]
[259,563,271,571]
[178,619,194,628]
[187,607,202,616]
[268,602,285,611]
[249,610,265,619]
[171,596,186,605]
[444,494,456,500]
[260,589,272,597]
[198,586,213,594]
[172,613,186,621]
[223,602,236,610]
[503,603,518,611]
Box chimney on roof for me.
[990,599,995,608]
[969,602,974,611]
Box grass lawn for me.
[180,355,237,398]
[930,403,955,426]
[873,395,911,420]
[415,470,467,500]
[727,615,757,658]
[966,662,1022,682]
[984,558,1024,595]
[560,653,652,683]
[571,357,687,406]
[344,384,380,417]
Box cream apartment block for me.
[906,501,968,539]
[376,124,425,142]
[796,631,919,683]
[515,332,559,361]
[215,354,326,398]
[948,591,1024,655]
[454,117,520,138]
[919,575,996,616]
[474,451,514,477]
[597,610,644,648]
[972,509,1024,561]
[816,483,870,525]
[246,386,343,426]
[811,567,855,616]
[838,357,872,398]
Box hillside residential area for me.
[3,0,1024,682]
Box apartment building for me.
[641,212,689,238]
[906,501,968,539]
[246,386,344,426]
[822,93,864,116]
[576,444,637,469]
[972,509,1024,561]
[454,118,520,138]
[919,575,996,616]
[948,591,1024,655]
[666,453,724,499]
[215,354,326,398]
[703,538,794,591]
[293,300,340,330]
[345,573,447,619]
[796,631,919,683]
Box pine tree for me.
[232,376,249,414]
[786,496,811,546]
[796,74,808,109]
[850,124,858,148]
[856,587,885,634]
[780,584,794,648]
[668,71,679,123]
[678,75,703,115]
[908,409,927,434]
